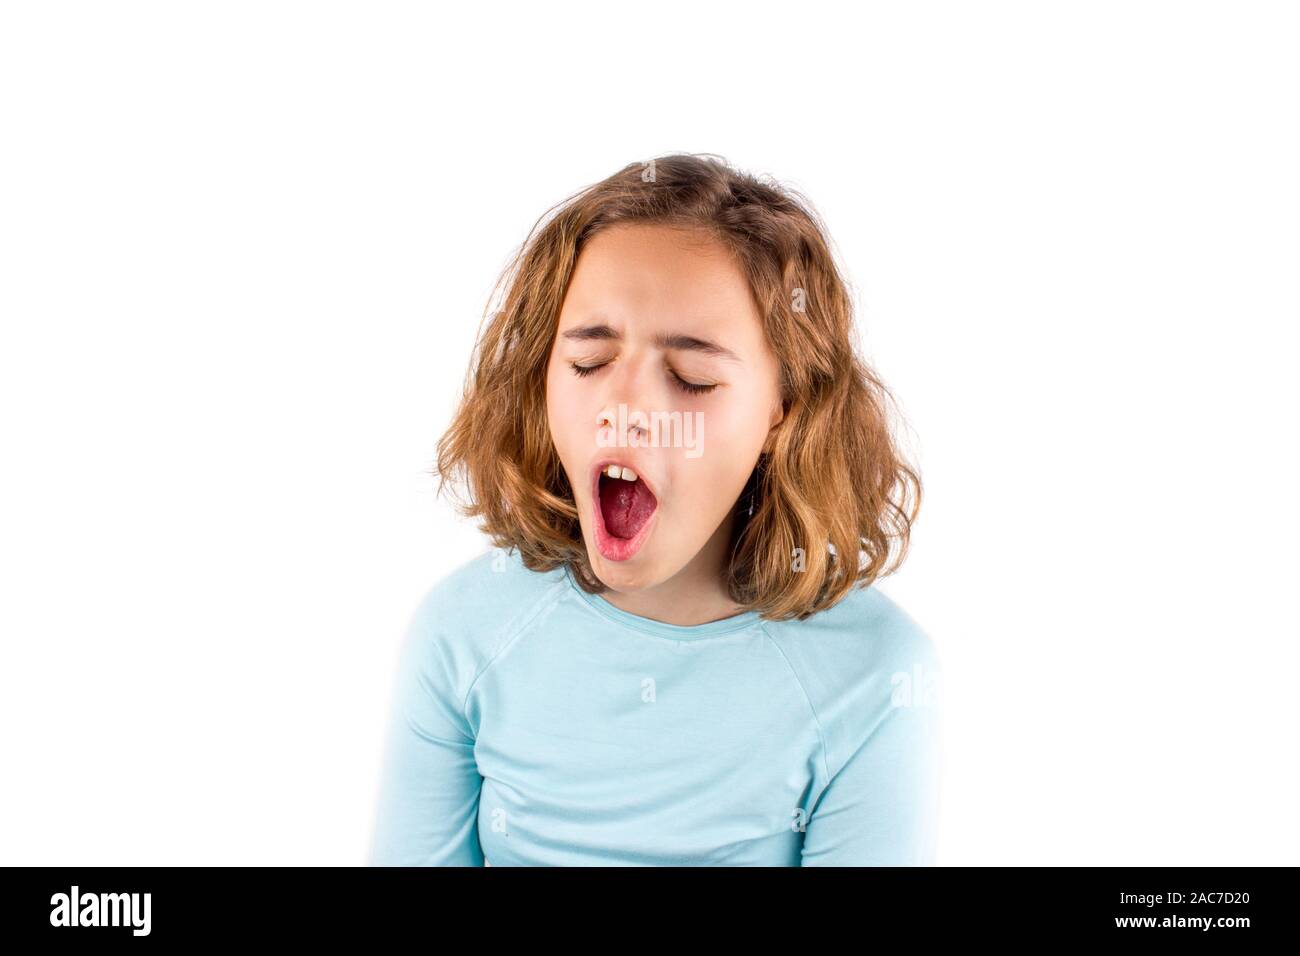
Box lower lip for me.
[591,469,659,562]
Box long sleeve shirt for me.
[367,547,943,866]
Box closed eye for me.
[568,361,717,395]
[669,370,717,395]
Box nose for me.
[595,351,659,447]
[596,405,649,445]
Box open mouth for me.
[591,462,659,561]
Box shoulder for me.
[762,581,940,681]
[398,547,569,686]
[761,582,942,776]
[408,547,567,632]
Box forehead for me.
[558,223,762,341]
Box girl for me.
[368,154,942,866]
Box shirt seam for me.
[457,572,571,726]
[758,621,833,792]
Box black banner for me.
[0,866,1289,944]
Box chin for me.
[586,540,662,592]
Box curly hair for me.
[432,153,921,621]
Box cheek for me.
[667,406,762,515]
[706,387,775,455]
[695,389,773,498]
[545,364,586,469]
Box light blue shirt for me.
[368,548,942,865]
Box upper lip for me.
[590,456,660,505]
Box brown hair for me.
[433,153,921,620]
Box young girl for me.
[368,154,942,866]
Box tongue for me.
[600,477,656,539]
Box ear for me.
[762,397,786,454]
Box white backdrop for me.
[1,1,1296,865]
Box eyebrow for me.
[559,323,741,362]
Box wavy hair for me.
[433,153,921,620]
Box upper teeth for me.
[604,464,638,482]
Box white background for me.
[1,1,1296,865]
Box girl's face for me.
[545,222,785,593]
